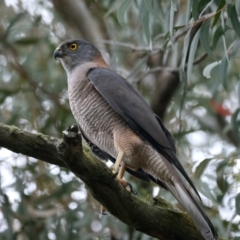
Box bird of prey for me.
[54,39,218,240]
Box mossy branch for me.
[0,122,220,240]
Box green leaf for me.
[200,20,216,60]
[14,37,39,45]
[179,29,191,82]
[216,159,229,193]
[105,1,119,17]
[216,158,229,172]
[220,8,229,64]
[199,0,213,17]
[117,0,133,28]
[216,171,229,193]
[194,158,213,179]
[231,108,240,139]
[209,64,221,95]
[144,0,161,22]
[162,31,170,52]
[199,180,216,201]
[192,0,199,20]
[238,82,240,108]
[187,29,200,82]
[219,55,228,90]
[171,0,177,9]
[212,25,224,50]
[203,61,221,78]
[212,0,226,28]
[4,12,26,38]
[228,38,240,58]
[169,0,177,38]
[185,0,192,26]
[236,193,240,215]
[228,4,240,38]
[219,39,240,89]
[198,0,211,11]
[180,29,191,70]
[141,5,151,45]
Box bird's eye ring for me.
[69,43,78,51]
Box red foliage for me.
[210,100,232,116]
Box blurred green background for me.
[0,0,240,239]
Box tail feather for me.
[143,145,217,239]
[166,182,218,240]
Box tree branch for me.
[0,122,212,240]
[52,0,106,50]
[99,40,163,52]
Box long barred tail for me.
[141,144,217,239]
[166,182,218,240]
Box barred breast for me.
[67,62,127,158]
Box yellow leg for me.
[113,149,124,173]
[117,163,126,179]
[101,150,124,214]
[117,164,128,188]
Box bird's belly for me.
[69,81,126,157]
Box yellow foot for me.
[100,205,109,215]
[117,178,137,195]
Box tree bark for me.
[0,123,219,240]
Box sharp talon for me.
[117,179,137,195]
[126,182,137,195]
[101,210,109,216]
[126,182,133,192]
[132,190,137,195]
[100,206,109,215]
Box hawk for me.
[54,39,218,240]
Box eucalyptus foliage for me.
[0,0,240,239]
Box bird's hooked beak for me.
[53,48,63,61]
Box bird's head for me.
[53,39,101,73]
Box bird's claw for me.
[125,182,137,195]
[100,209,109,216]
[110,166,137,194]
[100,205,109,216]
[117,178,137,195]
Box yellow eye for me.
[69,43,78,51]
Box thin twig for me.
[135,52,208,84]
[127,51,159,79]
[99,40,163,52]
[135,66,179,83]
[192,53,208,66]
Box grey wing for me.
[155,115,176,153]
[87,67,200,199]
